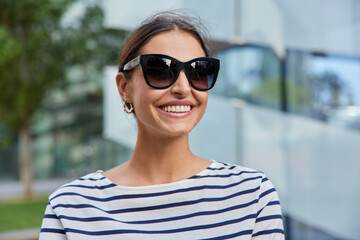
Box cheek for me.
[132,87,164,120]
[195,91,209,109]
[128,77,145,107]
[192,91,209,123]
[200,98,208,118]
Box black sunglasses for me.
[121,54,220,91]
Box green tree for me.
[0,0,107,197]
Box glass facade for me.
[209,45,360,239]
[214,45,281,110]
[214,45,360,133]
[286,50,360,130]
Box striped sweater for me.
[39,160,284,239]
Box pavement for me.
[0,178,71,200]
[0,228,39,240]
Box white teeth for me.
[162,105,191,113]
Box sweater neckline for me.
[97,160,218,192]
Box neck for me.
[127,127,205,185]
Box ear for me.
[116,72,132,102]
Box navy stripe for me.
[202,229,253,240]
[252,228,285,236]
[63,183,117,190]
[78,176,106,181]
[268,200,281,206]
[259,187,276,199]
[206,166,227,171]
[256,198,280,217]
[52,186,260,213]
[261,177,268,183]
[256,214,283,223]
[258,200,280,213]
[50,175,262,202]
[189,170,259,179]
[43,214,59,219]
[64,213,257,235]
[206,165,237,171]
[218,161,230,166]
[40,228,66,234]
[57,199,259,225]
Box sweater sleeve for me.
[251,175,285,240]
[39,200,67,240]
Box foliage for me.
[0,196,48,232]
[0,0,123,197]
[0,0,129,190]
[251,79,281,103]
[0,0,108,136]
[250,79,307,109]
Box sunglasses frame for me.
[122,54,220,91]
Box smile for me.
[161,105,192,113]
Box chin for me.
[165,129,191,137]
[161,126,193,137]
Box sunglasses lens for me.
[140,55,218,90]
[145,57,176,88]
[189,60,217,90]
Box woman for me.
[40,12,284,239]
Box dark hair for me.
[118,11,210,73]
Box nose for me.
[170,70,191,96]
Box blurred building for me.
[103,0,360,239]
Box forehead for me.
[140,30,205,61]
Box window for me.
[215,45,281,109]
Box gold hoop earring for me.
[123,101,134,114]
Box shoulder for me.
[48,171,116,206]
[204,161,279,199]
[205,162,284,237]
[204,160,267,182]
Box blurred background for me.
[0,0,359,239]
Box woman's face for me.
[122,30,209,138]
